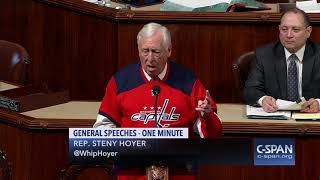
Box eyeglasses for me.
[140,48,162,58]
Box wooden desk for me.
[1,102,320,179]
[219,104,320,135]
[0,82,19,92]
[208,104,320,180]
[0,101,102,180]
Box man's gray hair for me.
[137,22,172,50]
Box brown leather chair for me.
[232,51,255,102]
[0,40,29,85]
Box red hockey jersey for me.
[95,61,222,138]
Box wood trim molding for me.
[0,108,94,130]
[32,0,320,23]
[222,121,320,135]
[33,0,282,23]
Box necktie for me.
[287,54,299,101]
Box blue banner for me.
[254,138,295,166]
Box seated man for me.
[94,22,223,179]
[244,8,320,113]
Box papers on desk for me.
[164,0,232,8]
[246,105,291,120]
[292,112,320,121]
[161,0,269,12]
[83,0,97,2]
[161,0,230,11]
[296,0,320,13]
[246,97,319,121]
[164,0,231,11]
[276,98,306,111]
[83,0,112,7]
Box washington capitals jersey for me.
[95,61,222,138]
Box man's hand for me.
[301,98,319,113]
[195,90,212,118]
[262,96,278,112]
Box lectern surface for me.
[21,101,100,119]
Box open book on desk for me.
[161,0,270,12]
[246,105,291,120]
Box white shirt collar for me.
[284,45,305,62]
[142,63,167,81]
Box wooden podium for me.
[146,165,169,180]
[1,81,320,180]
[0,81,69,112]
[0,82,105,180]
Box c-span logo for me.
[254,138,295,166]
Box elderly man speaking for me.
[94,22,222,180]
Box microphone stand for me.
[147,85,168,180]
[152,85,162,128]
[146,165,169,180]
[154,92,160,128]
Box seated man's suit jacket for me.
[244,40,320,105]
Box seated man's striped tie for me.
[287,54,299,101]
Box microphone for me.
[152,85,161,96]
[152,85,162,128]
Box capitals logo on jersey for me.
[130,99,180,127]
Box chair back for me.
[232,51,255,102]
[0,40,29,85]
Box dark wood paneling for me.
[5,0,320,102]
[0,122,68,180]
[27,1,118,99]
[0,0,288,102]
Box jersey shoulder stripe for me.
[114,63,145,95]
[166,61,197,96]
